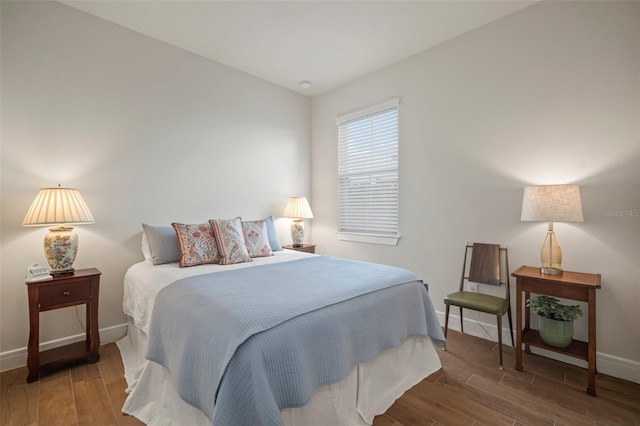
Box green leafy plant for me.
[526,295,583,321]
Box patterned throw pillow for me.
[210,217,252,265]
[171,222,220,267]
[242,220,274,258]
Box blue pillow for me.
[142,223,181,265]
[264,216,283,251]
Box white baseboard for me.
[0,323,128,373]
[437,310,640,385]
[4,317,639,385]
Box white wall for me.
[0,1,311,369]
[311,1,639,381]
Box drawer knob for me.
[62,291,70,296]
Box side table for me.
[283,244,316,254]
[26,268,101,382]
[511,265,601,395]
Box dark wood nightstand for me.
[25,268,101,382]
[283,244,316,254]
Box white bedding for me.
[123,250,316,334]
[118,250,442,425]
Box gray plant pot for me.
[538,316,574,348]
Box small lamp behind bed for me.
[283,196,314,247]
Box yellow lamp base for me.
[540,226,562,276]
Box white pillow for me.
[142,223,181,265]
[141,230,152,262]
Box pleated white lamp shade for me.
[23,186,95,226]
[282,196,314,219]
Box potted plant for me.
[526,295,583,348]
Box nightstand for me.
[25,268,101,382]
[283,244,316,254]
[512,266,601,395]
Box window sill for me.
[336,232,400,246]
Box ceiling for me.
[61,1,536,97]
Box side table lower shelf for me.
[39,341,100,374]
[522,328,589,361]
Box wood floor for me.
[1,343,141,426]
[375,331,639,426]
[2,330,639,425]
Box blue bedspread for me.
[146,256,445,426]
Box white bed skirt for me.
[117,318,441,425]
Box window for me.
[337,98,399,245]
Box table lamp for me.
[22,185,95,275]
[520,185,583,275]
[283,196,314,247]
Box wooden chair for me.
[444,243,514,370]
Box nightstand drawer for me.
[39,282,90,308]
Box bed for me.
[118,246,445,426]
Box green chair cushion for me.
[444,291,508,315]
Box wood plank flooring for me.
[1,343,141,426]
[375,331,640,426]
[1,330,638,425]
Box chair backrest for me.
[459,243,510,299]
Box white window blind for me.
[337,99,399,245]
